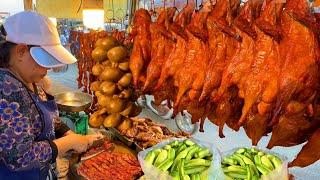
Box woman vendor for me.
[0,11,102,179]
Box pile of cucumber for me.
[144,139,213,180]
[222,148,283,180]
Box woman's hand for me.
[63,130,75,136]
[71,134,104,153]
[53,133,104,157]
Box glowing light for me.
[82,9,104,30]
[49,17,57,27]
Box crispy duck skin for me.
[215,1,257,103]
[289,128,320,167]
[289,101,320,167]
[129,9,152,88]
[155,3,195,91]
[213,0,259,136]
[200,0,240,104]
[244,0,284,145]
[270,0,319,127]
[143,8,176,92]
[129,0,320,167]
[240,0,283,144]
[267,0,319,157]
[173,11,210,112]
[199,0,233,104]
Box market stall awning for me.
[35,0,128,20]
[35,0,83,19]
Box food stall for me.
[26,0,320,179]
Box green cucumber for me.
[184,166,208,175]
[225,172,247,179]
[182,175,190,180]
[236,148,246,154]
[197,148,211,159]
[168,148,176,160]
[246,165,252,180]
[179,159,185,179]
[261,155,274,170]
[170,140,180,148]
[176,146,197,160]
[145,151,156,164]
[256,164,271,175]
[154,150,168,167]
[184,139,195,146]
[176,144,188,155]
[164,145,172,150]
[254,155,262,165]
[222,157,238,166]
[222,165,247,174]
[185,159,211,167]
[171,159,180,173]
[159,159,174,171]
[237,154,254,165]
[269,155,282,169]
[232,154,246,166]
[186,146,200,160]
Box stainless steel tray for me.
[55,92,92,112]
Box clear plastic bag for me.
[220,147,288,180]
[138,137,224,180]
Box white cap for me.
[3,11,77,68]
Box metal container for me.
[107,127,135,147]
[108,127,145,152]
[54,92,92,112]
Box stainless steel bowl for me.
[54,92,92,112]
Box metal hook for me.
[195,0,199,12]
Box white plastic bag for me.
[220,147,288,180]
[138,137,224,180]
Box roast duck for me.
[128,0,320,168]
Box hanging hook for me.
[77,0,83,13]
[198,0,204,11]
[195,0,199,12]
[111,0,115,22]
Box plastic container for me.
[74,114,88,135]
[138,137,224,180]
[60,112,88,135]
[221,147,288,180]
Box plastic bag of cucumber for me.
[222,147,288,180]
[138,138,224,180]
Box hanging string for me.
[151,0,154,11]
[126,0,129,17]
[112,0,115,21]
